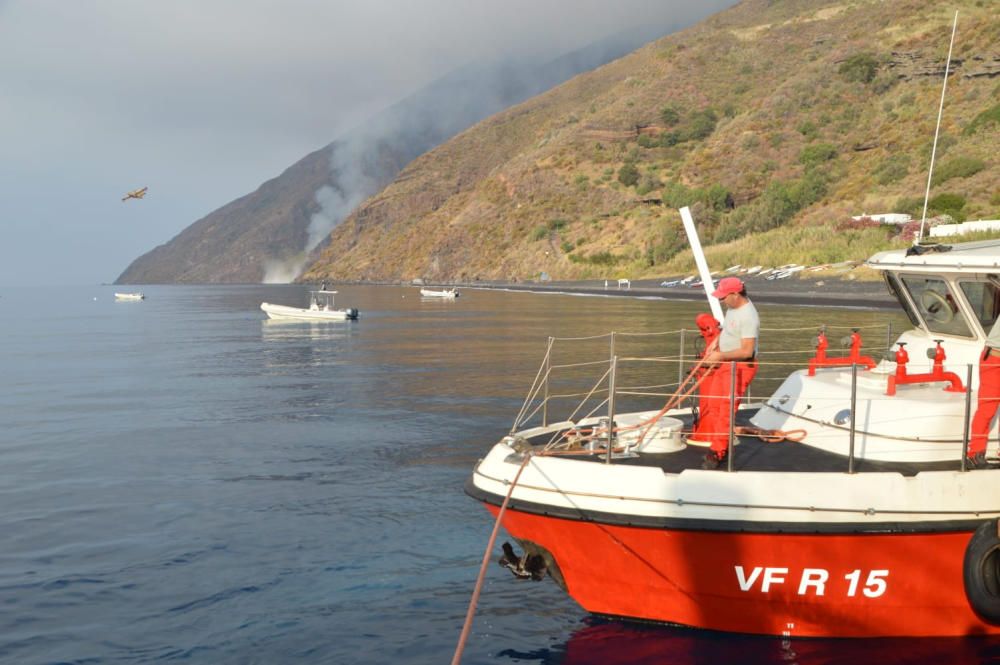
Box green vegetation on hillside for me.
[303,0,1000,285]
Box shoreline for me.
[434,275,896,310]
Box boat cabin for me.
[751,239,1000,462]
[867,239,1000,366]
[309,290,340,311]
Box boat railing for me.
[514,322,981,473]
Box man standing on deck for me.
[968,318,1000,469]
[700,277,759,469]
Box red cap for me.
[711,277,744,299]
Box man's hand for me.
[706,338,756,364]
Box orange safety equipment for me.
[691,314,722,442]
[700,359,757,458]
[969,348,1000,457]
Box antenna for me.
[917,10,959,244]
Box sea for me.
[3,283,998,665]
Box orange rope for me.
[559,365,716,448]
[735,425,808,443]
[633,339,719,445]
[451,453,533,665]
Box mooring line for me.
[451,452,533,665]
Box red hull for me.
[486,504,1000,637]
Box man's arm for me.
[707,337,755,363]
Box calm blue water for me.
[2,284,995,664]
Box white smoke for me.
[306,162,373,252]
[262,255,308,283]
[257,0,738,284]
[261,127,384,284]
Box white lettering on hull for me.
[734,566,888,597]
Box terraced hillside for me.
[302,0,999,284]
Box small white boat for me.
[420,288,459,299]
[114,292,145,301]
[260,290,358,321]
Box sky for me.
[0,0,734,286]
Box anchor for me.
[498,541,546,581]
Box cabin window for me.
[900,276,972,338]
[884,273,920,328]
[959,279,1000,335]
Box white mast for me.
[679,206,724,323]
[917,11,959,244]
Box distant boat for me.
[260,290,358,321]
[114,292,145,301]
[420,288,459,299]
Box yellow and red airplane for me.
[121,186,148,202]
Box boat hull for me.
[260,302,357,321]
[419,289,458,298]
[484,503,998,637]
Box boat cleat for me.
[501,435,532,453]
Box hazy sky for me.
[0,0,733,286]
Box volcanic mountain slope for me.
[113,18,711,284]
[302,0,999,284]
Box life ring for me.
[963,519,1000,624]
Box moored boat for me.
[420,288,459,299]
[466,238,1000,638]
[114,292,145,301]
[260,290,358,321]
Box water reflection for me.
[260,319,356,371]
[539,618,1000,665]
[419,296,460,304]
[261,319,356,342]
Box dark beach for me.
[453,274,895,309]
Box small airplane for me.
[121,186,148,202]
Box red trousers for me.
[970,350,1000,455]
[692,360,758,457]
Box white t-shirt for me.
[719,301,760,357]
